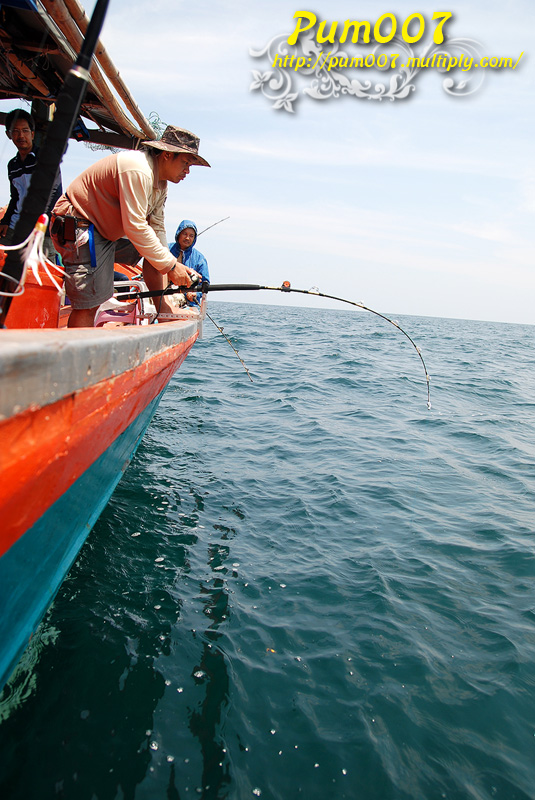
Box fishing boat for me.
[0,0,204,691]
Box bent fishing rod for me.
[117,280,431,408]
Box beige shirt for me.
[53,149,175,273]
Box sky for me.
[1,0,533,323]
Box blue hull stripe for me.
[0,391,164,690]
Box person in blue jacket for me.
[169,219,209,305]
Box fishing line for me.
[201,304,254,383]
[187,295,252,381]
[117,280,431,407]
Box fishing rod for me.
[197,216,230,237]
[0,0,111,326]
[117,280,431,408]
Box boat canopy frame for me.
[0,0,156,149]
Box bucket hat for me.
[142,125,210,167]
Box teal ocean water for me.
[1,302,535,800]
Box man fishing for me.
[170,219,210,306]
[51,125,210,327]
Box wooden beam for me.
[63,0,156,140]
[0,111,139,149]
[39,0,147,141]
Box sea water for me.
[1,302,534,800]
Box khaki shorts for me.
[52,226,140,310]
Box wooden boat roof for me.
[0,0,156,149]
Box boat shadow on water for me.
[0,451,235,799]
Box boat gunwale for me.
[0,317,201,420]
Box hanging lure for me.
[0,214,65,297]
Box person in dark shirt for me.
[0,108,62,254]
